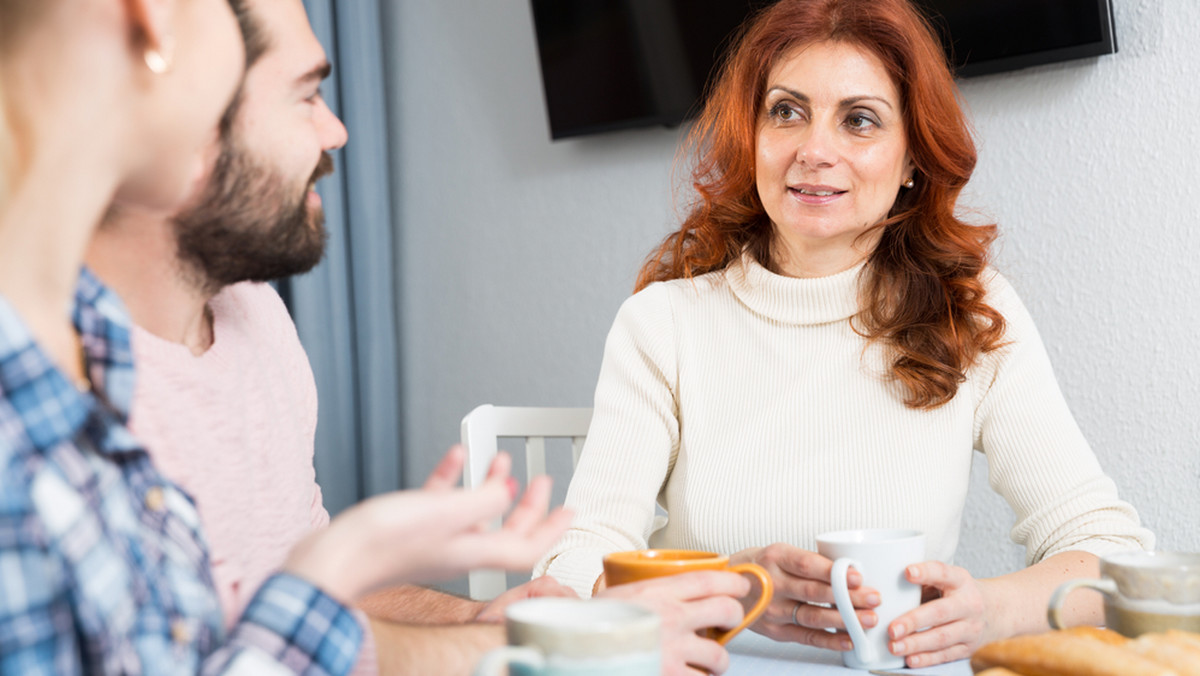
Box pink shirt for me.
[129,281,376,673]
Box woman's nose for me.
[795,123,836,168]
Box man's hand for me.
[475,575,579,624]
[284,446,572,602]
[597,571,750,676]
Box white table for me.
[726,632,972,675]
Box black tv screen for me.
[530,0,1117,140]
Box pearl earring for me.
[143,37,175,75]
[903,177,915,189]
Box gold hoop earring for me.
[903,177,915,189]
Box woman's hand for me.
[887,561,994,668]
[284,446,573,602]
[731,543,880,651]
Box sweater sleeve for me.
[973,274,1154,564]
[533,285,680,597]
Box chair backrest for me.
[460,404,592,601]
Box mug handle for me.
[830,558,875,666]
[473,646,545,676]
[1047,577,1117,630]
[713,563,776,645]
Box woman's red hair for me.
[636,0,1005,409]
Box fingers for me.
[776,575,879,609]
[663,633,731,676]
[905,560,971,592]
[891,562,981,641]
[755,544,876,609]
[484,450,513,484]
[760,621,854,652]
[422,445,467,491]
[766,544,862,590]
[499,474,554,534]
[890,619,970,662]
[901,642,973,668]
[475,576,579,623]
[887,562,987,668]
[517,574,579,599]
[466,506,573,571]
[776,599,875,632]
[600,570,752,605]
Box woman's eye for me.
[846,112,879,130]
[768,102,801,122]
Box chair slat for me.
[460,404,593,601]
[526,437,547,481]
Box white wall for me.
[383,0,1199,591]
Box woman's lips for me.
[788,184,846,205]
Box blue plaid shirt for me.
[0,270,362,674]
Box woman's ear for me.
[124,0,175,73]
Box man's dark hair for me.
[221,0,272,133]
[228,0,271,69]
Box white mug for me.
[473,598,661,676]
[816,529,925,670]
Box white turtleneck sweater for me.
[535,254,1153,597]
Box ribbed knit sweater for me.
[535,254,1153,597]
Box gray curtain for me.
[281,0,402,515]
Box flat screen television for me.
[530,0,1117,140]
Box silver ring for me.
[792,601,802,626]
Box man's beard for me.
[173,140,333,295]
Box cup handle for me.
[712,563,776,645]
[473,646,545,676]
[830,558,875,665]
[1047,577,1117,630]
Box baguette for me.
[1126,634,1200,676]
[1060,626,1128,646]
[975,669,1025,676]
[1165,630,1200,650]
[970,633,1177,676]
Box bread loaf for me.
[970,633,1177,676]
[1166,630,1200,650]
[1060,626,1128,646]
[1126,634,1200,676]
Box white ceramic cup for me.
[816,528,926,670]
[473,598,661,676]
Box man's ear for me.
[124,0,174,72]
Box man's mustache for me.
[310,151,335,186]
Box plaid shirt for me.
[0,270,362,675]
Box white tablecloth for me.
[726,632,972,675]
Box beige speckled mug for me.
[1049,551,1200,637]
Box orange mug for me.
[602,549,774,645]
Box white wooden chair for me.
[460,404,592,601]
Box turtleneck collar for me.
[725,252,864,325]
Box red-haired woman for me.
[535,0,1152,668]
